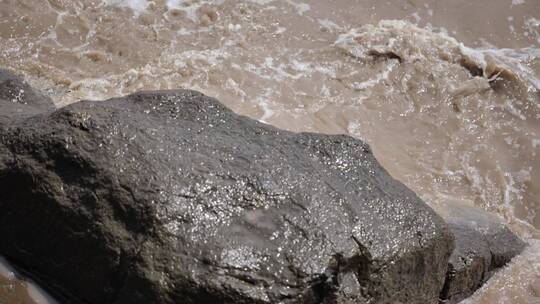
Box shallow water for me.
[0,257,57,304]
[0,0,539,303]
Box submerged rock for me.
[438,203,526,303]
[0,89,454,303]
[0,69,55,123]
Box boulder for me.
[0,89,454,303]
[437,203,526,303]
[0,69,55,124]
[0,69,55,179]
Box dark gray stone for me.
[0,90,454,304]
[0,69,55,182]
[438,203,526,303]
[0,69,55,124]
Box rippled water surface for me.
[0,0,539,303]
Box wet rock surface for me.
[0,69,55,124]
[0,69,56,188]
[0,89,455,304]
[438,204,526,303]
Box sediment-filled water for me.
[0,0,539,303]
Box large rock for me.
[0,69,55,123]
[0,90,454,303]
[437,203,526,303]
[0,69,55,178]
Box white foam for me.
[256,88,275,122]
[285,0,310,15]
[0,256,16,280]
[351,60,398,90]
[104,0,149,15]
[166,0,199,21]
[274,26,287,34]
[318,19,341,32]
[524,17,540,44]
[411,12,421,23]
[246,0,274,4]
[228,23,242,32]
[166,0,225,21]
[335,20,540,92]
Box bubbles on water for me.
[104,0,150,16]
[524,17,540,44]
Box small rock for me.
[438,203,526,303]
[0,69,55,124]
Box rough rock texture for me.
[0,89,454,304]
[438,203,526,303]
[0,69,55,124]
[0,69,55,186]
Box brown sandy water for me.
[0,0,539,303]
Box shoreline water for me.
[1,0,539,303]
[0,257,57,304]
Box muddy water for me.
[0,0,539,303]
[0,257,56,304]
